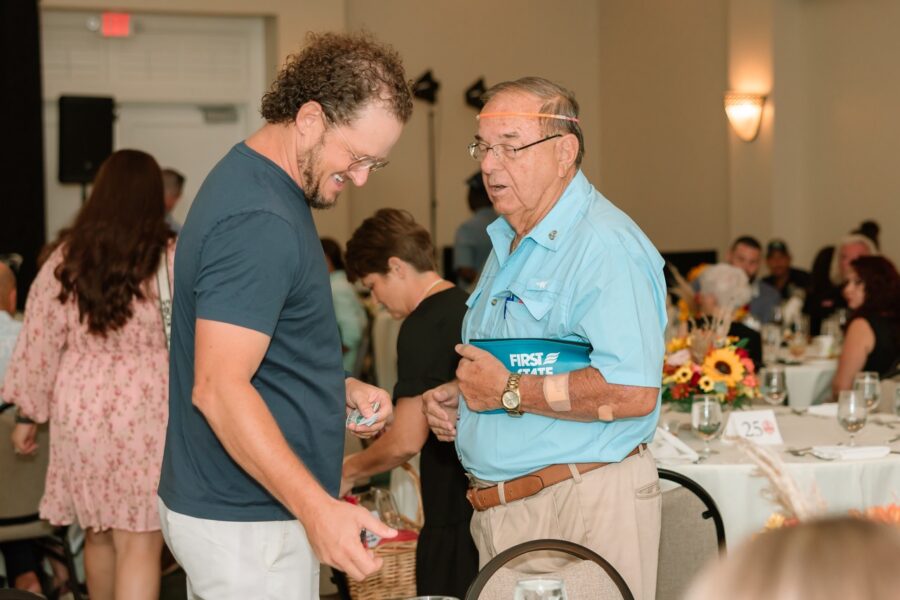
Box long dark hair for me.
[848,256,900,350]
[54,149,173,335]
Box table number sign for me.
[724,409,784,445]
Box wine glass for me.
[759,365,787,406]
[853,371,881,411]
[691,395,723,455]
[514,578,567,600]
[788,315,810,359]
[761,323,783,365]
[838,390,867,446]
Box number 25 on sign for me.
[724,409,784,445]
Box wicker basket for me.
[347,462,424,600]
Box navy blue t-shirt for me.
[158,142,345,521]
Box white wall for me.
[40,10,266,240]
[346,0,602,254]
[39,0,899,268]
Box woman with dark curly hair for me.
[4,149,175,600]
[831,255,900,396]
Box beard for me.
[297,137,335,210]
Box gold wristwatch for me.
[501,373,523,417]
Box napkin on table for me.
[806,404,838,418]
[650,427,700,465]
[811,445,890,460]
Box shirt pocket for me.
[507,278,562,323]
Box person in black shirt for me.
[832,256,900,396]
[343,208,478,598]
[763,239,810,301]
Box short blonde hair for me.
[685,517,900,600]
[831,233,878,285]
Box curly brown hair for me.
[345,209,435,282]
[260,31,413,126]
[54,149,174,335]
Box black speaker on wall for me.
[58,95,114,183]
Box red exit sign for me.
[101,12,132,38]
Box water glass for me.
[838,390,867,446]
[514,578,567,600]
[788,315,810,359]
[853,371,881,410]
[761,323,783,365]
[759,365,787,406]
[691,395,723,455]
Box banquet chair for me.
[656,469,725,600]
[464,539,634,600]
[0,405,84,600]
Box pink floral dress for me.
[1,243,174,532]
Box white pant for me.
[158,498,320,600]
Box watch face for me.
[502,390,519,410]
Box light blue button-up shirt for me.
[457,171,667,481]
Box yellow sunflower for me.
[698,375,715,392]
[674,366,692,384]
[703,348,745,386]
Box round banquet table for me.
[783,358,838,407]
[657,406,900,545]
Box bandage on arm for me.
[543,373,571,412]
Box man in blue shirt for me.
[158,33,412,598]
[424,77,666,600]
[453,172,497,290]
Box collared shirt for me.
[457,171,667,482]
[0,311,23,385]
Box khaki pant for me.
[469,449,661,600]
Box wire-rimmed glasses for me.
[467,134,561,161]
[322,114,389,178]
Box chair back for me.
[0,407,50,526]
[656,469,725,600]
[465,539,634,600]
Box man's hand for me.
[455,344,509,412]
[303,497,397,581]
[345,377,392,439]
[422,380,460,442]
[11,423,38,456]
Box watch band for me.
[502,373,523,416]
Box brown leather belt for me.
[466,445,645,512]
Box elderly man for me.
[158,32,411,598]
[727,236,781,326]
[424,77,666,600]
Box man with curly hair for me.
[158,32,413,598]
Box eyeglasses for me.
[467,134,561,162]
[324,115,389,175]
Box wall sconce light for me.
[724,92,766,142]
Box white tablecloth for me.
[658,406,900,545]
[784,359,837,407]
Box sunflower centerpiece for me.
[661,263,761,412]
[661,334,759,411]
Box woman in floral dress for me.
[4,149,175,600]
